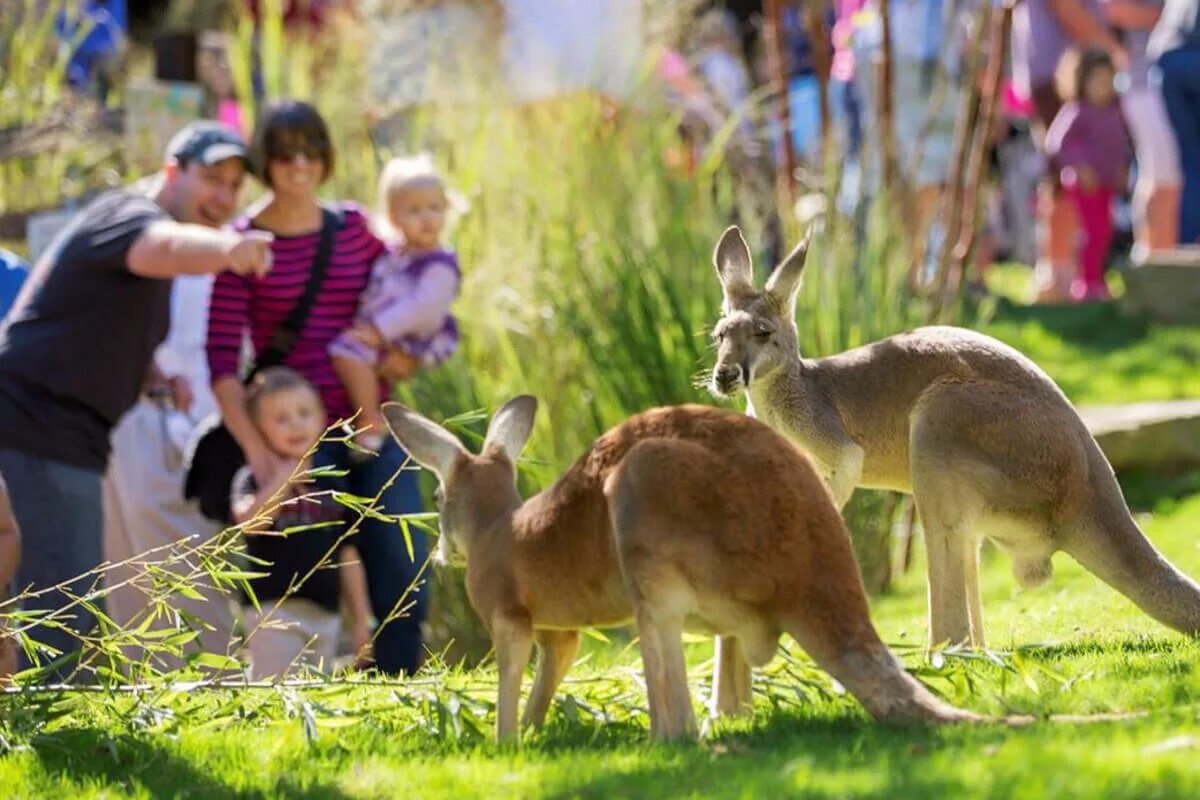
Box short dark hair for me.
[1055,47,1115,104]
[245,366,321,420]
[249,100,335,187]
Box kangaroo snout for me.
[712,364,746,395]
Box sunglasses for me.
[271,145,326,162]
[268,133,329,161]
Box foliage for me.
[0,1,129,212]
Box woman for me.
[206,100,427,676]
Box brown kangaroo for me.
[383,397,979,742]
[708,224,1200,649]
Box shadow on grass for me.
[536,713,982,800]
[28,727,352,800]
[1011,636,1185,661]
[1118,467,1200,512]
[984,297,1152,352]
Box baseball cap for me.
[165,120,249,167]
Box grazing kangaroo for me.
[383,397,979,742]
[708,225,1200,649]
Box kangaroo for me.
[383,397,980,742]
[707,225,1200,649]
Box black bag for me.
[183,206,340,524]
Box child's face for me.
[254,386,325,461]
[1084,65,1116,106]
[389,183,447,252]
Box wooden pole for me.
[925,0,992,324]
[876,0,903,214]
[945,0,1016,314]
[764,0,798,197]
[803,0,832,163]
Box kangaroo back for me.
[603,412,980,737]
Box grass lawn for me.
[4,492,1200,799]
[977,264,1200,405]
[5,265,1200,799]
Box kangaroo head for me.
[382,396,538,567]
[709,225,810,397]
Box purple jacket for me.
[1045,100,1131,190]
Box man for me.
[0,121,271,680]
[102,272,235,675]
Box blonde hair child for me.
[329,154,462,452]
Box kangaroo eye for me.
[754,330,772,340]
[713,330,725,342]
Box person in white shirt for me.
[102,274,237,673]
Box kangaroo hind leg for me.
[523,629,582,730]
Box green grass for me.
[5,491,1200,799]
[976,264,1200,406]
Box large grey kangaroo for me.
[707,225,1200,648]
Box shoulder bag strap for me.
[249,205,340,377]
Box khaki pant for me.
[0,606,14,684]
[242,598,341,680]
[102,400,237,673]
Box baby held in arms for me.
[329,154,462,452]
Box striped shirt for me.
[205,203,386,424]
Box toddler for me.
[231,367,371,679]
[1044,48,1132,302]
[330,154,461,451]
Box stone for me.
[1079,399,1200,472]
[1121,248,1200,324]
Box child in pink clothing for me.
[1044,48,1132,302]
[329,155,461,451]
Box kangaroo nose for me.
[714,365,743,389]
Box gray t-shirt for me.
[0,189,170,470]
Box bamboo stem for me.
[925,0,992,323]
[945,1,1016,315]
[764,0,798,200]
[876,0,905,218]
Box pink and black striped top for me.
[206,203,386,424]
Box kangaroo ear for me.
[713,226,754,304]
[764,226,813,313]
[483,395,538,463]
[382,402,467,479]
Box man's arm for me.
[127,222,273,279]
[1047,0,1129,64]
[1104,0,1163,30]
